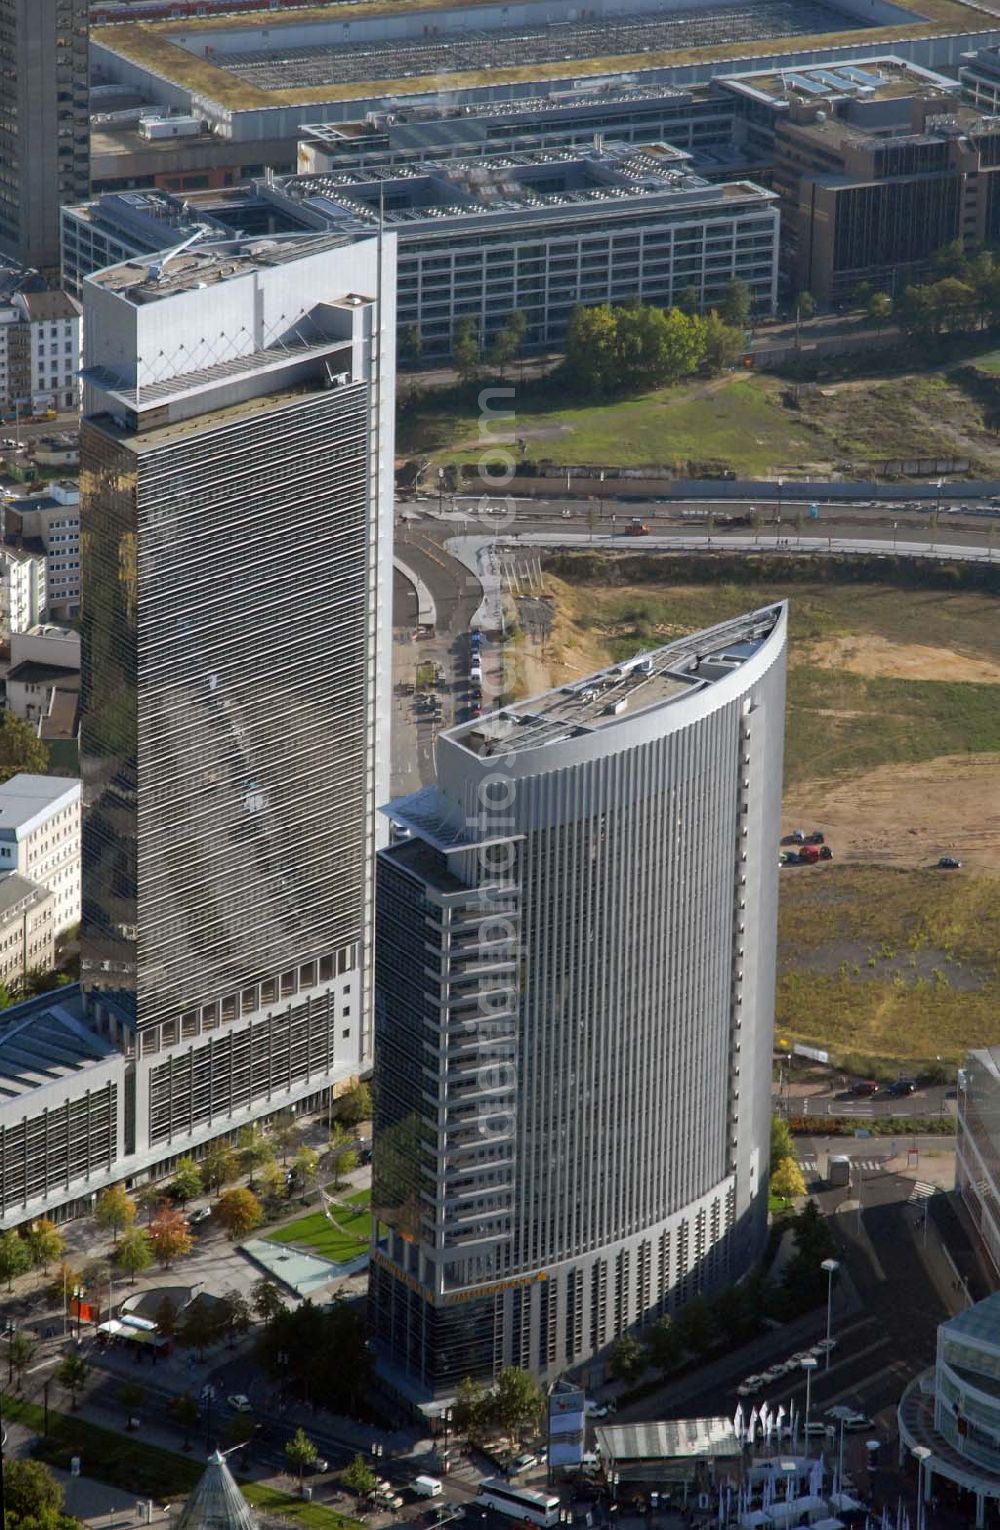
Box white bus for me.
[476,1480,560,1528]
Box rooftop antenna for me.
[145,224,214,284]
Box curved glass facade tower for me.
[372,603,787,1397]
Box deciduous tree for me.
[216,1187,264,1242]
[5,1459,63,1521]
[148,1207,193,1269]
[608,1334,646,1385]
[252,1277,286,1324]
[453,318,481,384]
[237,1124,275,1191]
[771,1156,807,1203]
[170,1157,203,1206]
[271,1113,302,1164]
[647,1314,683,1373]
[342,1454,377,1503]
[26,1218,65,1272]
[720,278,751,329]
[0,1230,29,1291]
[219,1288,253,1345]
[337,1081,372,1128]
[179,1298,220,1359]
[492,1366,543,1439]
[0,712,48,784]
[57,1353,88,1409]
[95,1184,136,1244]
[285,1427,319,1484]
[116,1226,153,1285]
[770,1115,795,1172]
[202,1142,239,1196]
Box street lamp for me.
[801,1356,818,1453]
[912,1445,932,1530]
[821,1259,839,1370]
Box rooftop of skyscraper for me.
[457,604,785,758]
[86,230,356,305]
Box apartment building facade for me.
[0,775,81,934]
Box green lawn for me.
[5,1396,203,1498]
[402,375,813,476]
[399,366,1000,477]
[244,1484,363,1530]
[266,1188,371,1263]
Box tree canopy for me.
[564,301,742,398]
[257,1299,373,1415]
[0,713,49,784]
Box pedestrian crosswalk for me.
[797,1156,886,1175]
[908,1179,937,1203]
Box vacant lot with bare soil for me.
[515,563,1000,1065]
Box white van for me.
[413,1477,443,1499]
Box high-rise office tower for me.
[80,231,395,1160]
[0,0,90,271]
[372,605,787,1397]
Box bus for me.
[476,1480,560,1528]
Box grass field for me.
[266,1188,371,1263]
[776,866,1000,1065]
[399,368,1000,477]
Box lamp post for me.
[912,1445,931,1530]
[801,1357,818,1454]
[821,1259,839,1370]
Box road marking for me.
[908,1181,937,1202]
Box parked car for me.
[510,1454,539,1475]
[853,1080,880,1097]
[819,845,833,860]
[585,1400,610,1418]
[938,856,962,869]
[804,831,825,844]
[227,1394,252,1413]
[189,1206,212,1225]
[886,1078,917,1097]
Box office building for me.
[960,45,1000,114]
[0,547,48,638]
[0,289,83,414]
[371,605,788,1399]
[2,481,81,619]
[0,875,56,990]
[0,0,90,272]
[899,1290,1000,1529]
[0,989,124,1225]
[296,86,740,176]
[64,150,779,355]
[0,774,81,934]
[80,229,395,1160]
[722,58,998,300]
[89,0,968,150]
